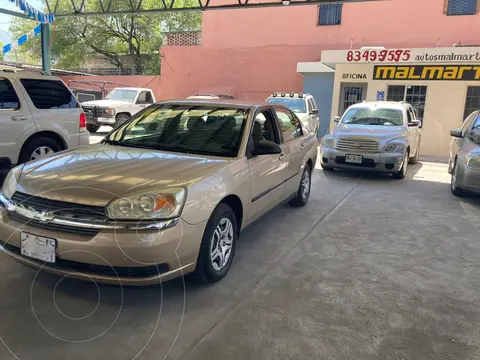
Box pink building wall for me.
[64,0,480,101]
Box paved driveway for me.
[1,160,479,360]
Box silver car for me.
[449,110,480,196]
[320,101,422,179]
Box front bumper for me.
[455,161,480,194]
[0,205,205,286]
[85,114,116,126]
[320,146,404,172]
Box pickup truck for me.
[81,87,156,132]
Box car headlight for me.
[384,141,405,153]
[107,188,186,220]
[464,153,480,169]
[321,137,334,148]
[2,165,24,200]
[105,108,116,116]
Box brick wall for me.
[165,31,202,46]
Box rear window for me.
[0,78,20,110]
[20,79,79,109]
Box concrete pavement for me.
[1,161,479,360]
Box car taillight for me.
[80,113,87,132]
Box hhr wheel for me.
[451,159,467,197]
[392,151,409,179]
[194,203,238,283]
[290,164,311,207]
[19,137,61,163]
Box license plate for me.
[345,154,363,164]
[21,232,56,263]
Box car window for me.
[137,91,149,104]
[106,104,248,157]
[145,92,153,104]
[341,107,403,126]
[266,97,307,113]
[406,109,412,123]
[472,114,480,130]
[20,79,78,109]
[105,89,137,102]
[0,78,20,110]
[461,112,478,134]
[253,110,280,144]
[275,108,303,142]
[308,98,316,112]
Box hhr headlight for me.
[107,188,186,220]
[384,141,405,153]
[2,164,24,200]
[321,137,334,148]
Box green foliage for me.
[9,0,201,74]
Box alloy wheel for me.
[210,217,234,271]
[30,146,55,160]
[301,170,311,200]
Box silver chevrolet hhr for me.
[449,110,480,196]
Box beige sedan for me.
[0,100,318,286]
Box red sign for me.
[346,49,411,63]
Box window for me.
[137,91,147,104]
[341,107,403,126]
[461,111,478,135]
[253,111,280,144]
[307,98,317,113]
[20,79,78,109]
[274,108,303,142]
[318,3,342,26]
[464,86,480,119]
[145,92,153,104]
[387,85,427,119]
[472,114,480,130]
[0,78,20,110]
[446,0,477,15]
[406,108,413,123]
[266,97,306,113]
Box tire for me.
[87,124,100,133]
[19,136,62,163]
[115,114,130,128]
[290,164,312,207]
[409,142,420,164]
[321,164,334,171]
[194,203,238,284]
[451,159,467,197]
[392,150,409,179]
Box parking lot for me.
[1,156,479,360]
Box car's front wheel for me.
[194,203,238,283]
[451,159,467,197]
[392,151,409,179]
[115,114,130,128]
[290,164,312,207]
[87,124,100,133]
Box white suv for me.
[0,68,89,169]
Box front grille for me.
[82,106,107,117]
[9,192,106,235]
[336,138,379,153]
[0,241,169,279]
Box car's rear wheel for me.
[409,143,420,164]
[451,159,467,197]
[87,124,100,133]
[392,151,409,179]
[290,164,311,207]
[194,203,238,283]
[19,137,62,163]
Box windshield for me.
[104,104,248,157]
[341,108,404,126]
[105,89,137,102]
[266,98,306,113]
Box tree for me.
[9,0,201,74]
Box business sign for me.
[376,91,385,100]
[342,73,367,80]
[322,47,480,64]
[373,65,480,81]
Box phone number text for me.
[346,50,411,62]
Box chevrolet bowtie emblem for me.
[33,210,56,223]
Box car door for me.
[0,77,34,165]
[406,107,420,155]
[247,108,289,221]
[451,111,478,163]
[273,107,307,195]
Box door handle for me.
[279,153,285,162]
[11,115,27,121]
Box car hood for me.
[17,144,230,207]
[81,99,132,108]
[332,124,407,140]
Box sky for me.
[0,0,44,44]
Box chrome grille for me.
[336,138,379,153]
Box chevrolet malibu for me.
[0,100,317,285]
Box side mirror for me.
[333,116,341,123]
[408,120,422,127]
[310,109,318,115]
[450,128,463,138]
[252,141,282,156]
